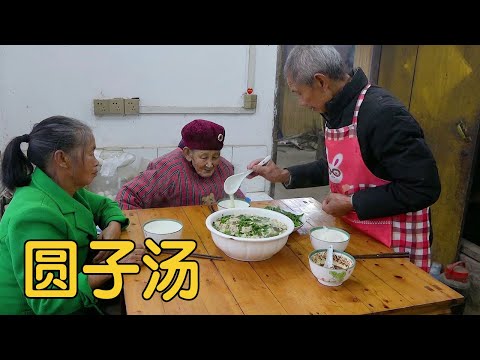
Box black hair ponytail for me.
[1,116,92,192]
[1,134,33,191]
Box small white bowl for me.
[309,249,356,287]
[217,198,250,211]
[310,226,350,252]
[143,219,183,244]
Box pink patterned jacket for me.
[116,148,244,209]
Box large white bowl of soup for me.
[205,207,295,261]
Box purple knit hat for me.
[179,119,225,150]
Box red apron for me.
[325,84,431,272]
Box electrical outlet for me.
[93,99,109,115]
[109,98,125,115]
[243,94,257,109]
[124,98,140,115]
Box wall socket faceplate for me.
[109,98,125,114]
[94,98,140,116]
[93,99,109,115]
[243,94,257,109]
[124,98,140,115]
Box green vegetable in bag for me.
[265,206,304,227]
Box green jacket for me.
[0,168,129,315]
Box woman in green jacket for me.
[0,116,145,315]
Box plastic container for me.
[438,261,470,314]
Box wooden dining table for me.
[121,197,464,315]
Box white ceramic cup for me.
[143,219,184,244]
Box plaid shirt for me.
[116,148,244,209]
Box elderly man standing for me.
[247,45,441,272]
[116,119,244,209]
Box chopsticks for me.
[157,238,224,261]
[354,252,410,259]
[161,248,224,261]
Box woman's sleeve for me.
[82,189,129,230]
[7,207,98,315]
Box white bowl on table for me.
[205,207,295,261]
[143,219,184,244]
[309,249,356,287]
[310,226,350,251]
[216,198,250,211]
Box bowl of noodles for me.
[205,207,295,261]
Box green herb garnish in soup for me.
[213,214,287,238]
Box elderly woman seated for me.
[116,119,244,209]
[0,116,145,315]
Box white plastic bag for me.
[88,149,137,200]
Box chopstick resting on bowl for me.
[353,252,410,259]
[161,248,224,261]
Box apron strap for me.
[352,84,371,125]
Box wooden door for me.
[378,45,480,265]
[278,45,355,138]
[280,74,324,137]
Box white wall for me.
[0,45,278,194]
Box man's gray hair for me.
[284,45,347,86]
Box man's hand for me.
[246,158,290,183]
[322,193,354,217]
